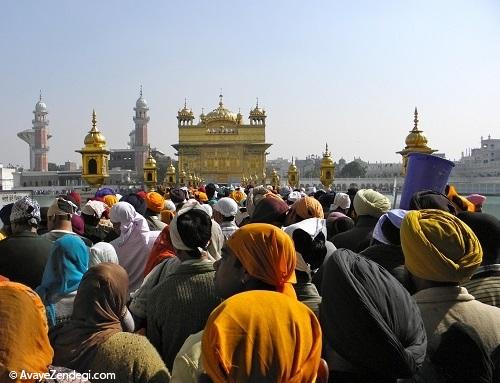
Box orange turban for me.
[226,223,297,298]
[160,210,175,225]
[284,196,324,226]
[401,209,482,283]
[195,191,208,203]
[231,190,246,203]
[446,185,475,213]
[145,192,165,213]
[202,290,322,383]
[0,282,53,382]
[103,194,118,208]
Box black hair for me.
[326,217,355,240]
[381,218,401,245]
[292,229,327,270]
[82,212,100,226]
[205,183,216,199]
[177,209,212,258]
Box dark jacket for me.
[331,215,379,253]
[0,231,52,289]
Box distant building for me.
[0,165,16,191]
[453,135,500,177]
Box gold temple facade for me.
[172,95,271,184]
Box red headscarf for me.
[143,225,176,276]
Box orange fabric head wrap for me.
[202,290,322,383]
[284,196,324,226]
[146,192,165,213]
[103,194,118,208]
[226,223,297,298]
[0,282,53,382]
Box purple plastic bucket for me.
[399,153,455,210]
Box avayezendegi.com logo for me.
[8,369,116,381]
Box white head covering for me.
[82,200,107,218]
[109,201,152,291]
[283,218,328,272]
[330,192,351,211]
[164,199,176,212]
[214,197,239,217]
[89,242,119,267]
[201,204,213,218]
[372,209,408,245]
[169,199,210,253]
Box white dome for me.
[35,100,47,112]
[136,96,148,108]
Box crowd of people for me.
[0,182,498,382]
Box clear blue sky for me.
[1,0,500,168]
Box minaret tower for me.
[18,91,51,171]
[134,85,150,174]
[33,91,50,171]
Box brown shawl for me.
[50,263,129,371]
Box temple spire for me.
[184,98,187,108]
[92,109,97,130]
[39,89,42,101]
[140,85,143,98]
[413,107,419,131]
[256,97,259,108]
[219,89,223,106]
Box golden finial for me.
[413,107,419,131]
[92,109,97,129]
[324,143,330,157]
[219,89,223,106]
[256,97,259,108]
[140,84,143,98]
[39,89,42,101]
[291,156,294,164]
[184,98,187,108]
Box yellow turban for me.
[353,189,391,218]
[226,223,297,298]
[103,194,118,208]
[145,192,165,213]
[401,209,482,283]
[202,290,322,383]
[284,196,324,225]
[231,190,246,203]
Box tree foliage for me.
[338,161,367,178]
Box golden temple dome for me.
[404,108,429,147]
[178,98,194,117]
[398,108,437,155]
[144,146,157,168]
[204,94,238,124]
[84,110,107,146]
[321,143,334,167]
[167,161,176,173]
[249,98,266,117]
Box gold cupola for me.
[143,145,157,191]
[202,93,239,126]
[76,109,110,188]
[164,160,176,188]
[320,143,335,190]
[249,98,266,126]
[179,168,187,186]
[271,168,280,190]
[177,98,195,127]
[288,157,299,188]
[397,107,437,175]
